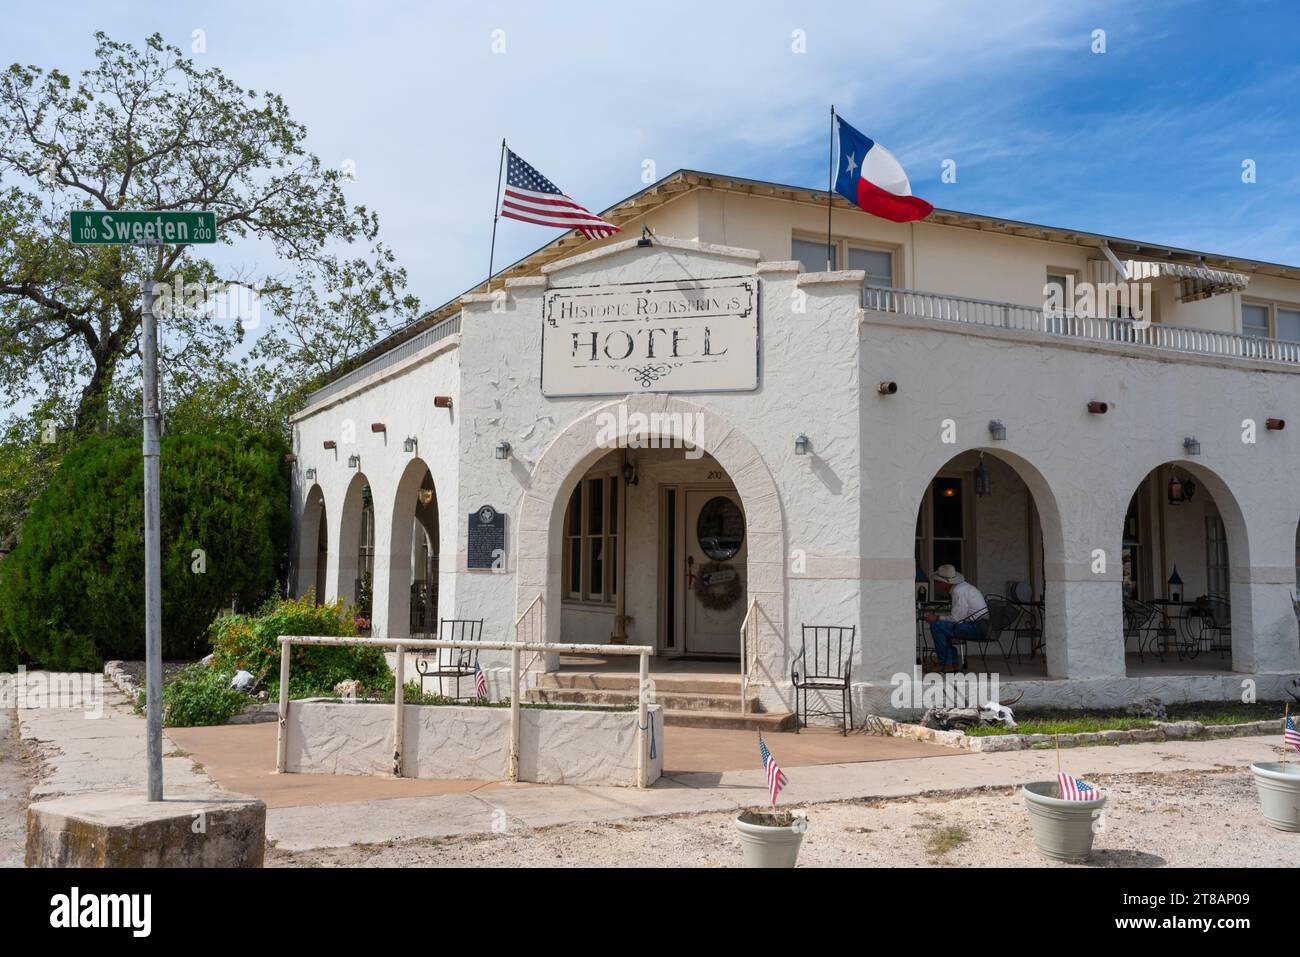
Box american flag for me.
[499,148,620,240]
[759,734,788,806]
[1285,713,1300,752]
[474,661,488,701]
[1057,771,1100,802]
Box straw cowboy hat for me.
[933,564,966,585]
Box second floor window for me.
[792,237,895,289]
[1242,301,1300,341]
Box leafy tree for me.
[0,32,419,436]
[0,432,289,668]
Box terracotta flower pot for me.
[1022,781,1105,862]
[1250,762,1300,832]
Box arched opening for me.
[337,471,374,630]
[1118,462,1244,674]
[914,450,1058,676]
[385,458,439,641]
[554,446,748,657]
[518,397,785,686]
[296,484,328,604]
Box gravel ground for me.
[0,706,31,868]
[268,767,1297,868]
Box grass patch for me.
[926,825,969,859]
[960,700,1292,736]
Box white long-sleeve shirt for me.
[940,581,988,623]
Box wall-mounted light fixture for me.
[305,468,317,481]
[973,453,992,497]
[403,436,418,453]
[1266,418,1286,431]
[348,453,361,469]
[794,434,810,456]
[621,461,639,486]
[637,225,653,247]
[1183,436,1201,456]
[1087,401,1109,414]
[878,380,898,396]
[988,420,1007,441]
[495,441,511,460]
[370,422,386,434]
[433,395,453,409]
[323,440,337,450]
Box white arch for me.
[516,395,786,675]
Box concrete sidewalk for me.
[10,672,1294,856]
[261,732,1291,852]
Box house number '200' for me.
[707,471,725,480]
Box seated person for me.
[923,564,988,670]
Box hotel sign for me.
[541,277,759,396]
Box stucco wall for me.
[289,217,1300,716]
[285,699,663,787]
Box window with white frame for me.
[562,474,619,604]
[849,246,894,287]
[1242,302,1271,338]
[792,237,834,273]
[1205,515,1229,597]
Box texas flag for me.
[834,116,933,223]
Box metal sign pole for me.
[69,211,218,804]
[140,260,163,802]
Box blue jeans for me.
[929,620,987,666]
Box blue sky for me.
[5,0,1299,320]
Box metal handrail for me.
[739,598,758,716]
[862,285,1300,365]
[275,634,655,787]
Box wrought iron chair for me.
[1200,595,1232,659]
[957,597,1019,674]
[414,619,484,699]
[791,625,856,734]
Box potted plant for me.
[735,808,808,868]
[735,735,806,867]
[1250,762,1300,831]
[1023,769,1106,863]
[1250,710,1300,831]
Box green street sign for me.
[68,210,217,245]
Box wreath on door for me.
[695,562,742,612]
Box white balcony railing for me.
[304,312,463,408]
[862,286,1300,366]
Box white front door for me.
[684,489,747,656]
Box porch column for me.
[1231,510,1300,673]
[1046,542,1125,680]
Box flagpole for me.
[826,105,835,272]
[487,138,507,289]
[1286,703,1292,762]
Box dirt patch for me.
[268,766,1293,868]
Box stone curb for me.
[863,714,1282,753]
[103,660,138,700]
[102,661,275,723]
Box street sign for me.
[68,210,217,245]
[66,207,220,803]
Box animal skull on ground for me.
[980,690,1023,729]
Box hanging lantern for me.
[1167,471,1183,505]
[974,454,992,497]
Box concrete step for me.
[662,709,797,732]
[537,671,742,695]
[528,687,750,713]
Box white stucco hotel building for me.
[288,170,1300,722]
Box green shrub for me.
[156,663,249,728]
[210,594,390,699]
[0,432,288,669]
